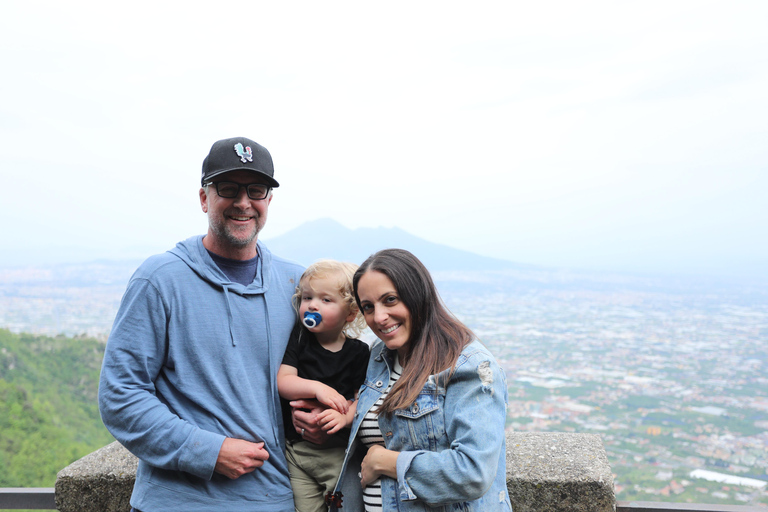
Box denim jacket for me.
[330,339,512,512]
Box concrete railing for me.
[505,432,614,512]
[55,441,137,512]
[55,432,615,512]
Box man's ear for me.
[200,187,208,213]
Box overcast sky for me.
[1,1,766,278]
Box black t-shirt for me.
[281,323,370,443]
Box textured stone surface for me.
[55,433,615,511]
[55,441,137,512]
[506,431,615,512]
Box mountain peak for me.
[264,218,522,271]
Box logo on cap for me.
[234,143,253,163]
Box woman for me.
[324,248,512,511]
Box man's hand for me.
[214,438,269,479]
[290,399,330,445]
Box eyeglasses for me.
[204,181,271,200]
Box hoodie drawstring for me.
[262,295,283,444]
[222,285,237,346]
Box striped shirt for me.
[359,357,402,512]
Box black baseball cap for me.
[201,137,279,188]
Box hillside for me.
[0,329,113,486]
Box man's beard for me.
[208,210,264,248]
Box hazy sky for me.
[2,1,766,278]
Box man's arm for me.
[98,278,230,479]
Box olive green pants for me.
[286,440,347,512]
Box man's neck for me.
[202,234,259,261]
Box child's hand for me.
[317,408,347,434]
[315,386,349,414]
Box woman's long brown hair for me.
[353,249,474,415]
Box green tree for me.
[0,329,113,487]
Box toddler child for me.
[278,260,370,512]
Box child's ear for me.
[345,308,357,324]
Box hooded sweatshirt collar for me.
[168,235,274,346]
[168,235,272,294]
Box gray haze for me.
[1,1,766,278]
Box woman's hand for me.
[360,444,399,487]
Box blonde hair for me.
[293,259,367,338]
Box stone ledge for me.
[55,432,614,511]
[507,432,615,512]
[55,441,137,512]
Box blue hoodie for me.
[98,236,303,512]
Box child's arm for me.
[277,364,349,414]
[317,398,358,434]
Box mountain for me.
[262,218,531,271]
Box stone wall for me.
[55,441,137,512]
[506,432,614,512]
[56,432,615,512]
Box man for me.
[98,137,303,512]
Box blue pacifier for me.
[303,311,322,329]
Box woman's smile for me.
[380,324,400,334]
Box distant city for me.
[440,280,767,506]
[1,259,767,506]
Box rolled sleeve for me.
[395,449,425,501]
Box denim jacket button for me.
[411,403,419,413]
[376,380,383,388]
